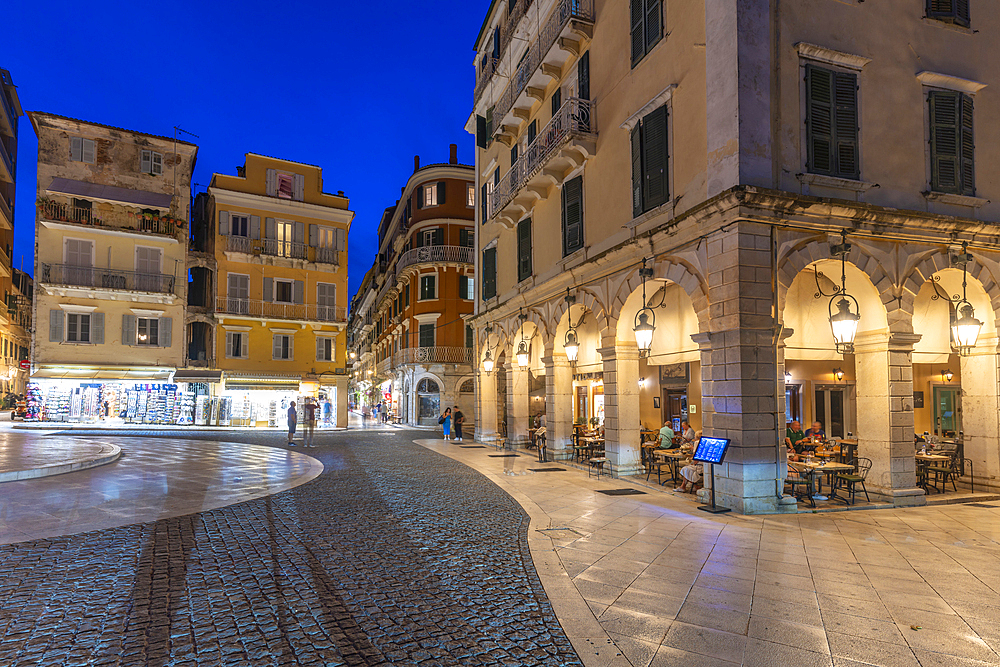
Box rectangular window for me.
[140,150,163,175]
[230,214,250,237]
[561,176,584,256]
[317,227,335,248]
[527,120,537,146]
[631,0,662,68]
[517,218,532,282]
[422,229,436,247]
[460,228,474,247]
[316,336,334,362]
[404,283,411,306]
[272,334,293,360]
[419,275,436,300]
[630,105,669,217]
[466,325,474,348]
[551,87,562,117]
[929,90,975,196]
[67,313,91,343]
[274,279,293,303]
[317,282,337,320]
[226,331,249,359]
[805,65,859,180]
[137,317,159,345]
[277,174,294,199]
[482,247,497,300]
[460,275,475,300]
[70,137,96,163]
[418,323,435,348]
[927,0,971,27]
[467,183,475,207]
[424,184,438,207]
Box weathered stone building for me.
[469,0,999,512]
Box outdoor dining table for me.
[788,460,855,504]
[576,437,604,462]
[915,452,951,492]
[653,449,686,485]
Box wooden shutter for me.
[140,150,151,174]
[642,106,668,210]
[263,277,273,302]
[335,227,346,252]
[551,88,562,117]
[122,314,136,345]
[960,94,975,196]
[517,218,532,282]
[476,115,488,149]
[486,106,494,137]
[49,309,63,342]
[511,144,519,165]
[293,221,305,243]
[562,176,584,256]
[265,169,277,196]
[273,335,282,359]
[309,224,318,246]
[293,280,305,304]
[70,137,82,162]
[159,317,172,348]
[630,0,645,66]
[416,187,423,209]
[316,336,325,361]
[492,27,501,58]
[92,312,104,344]
[578,52,590,101]
[806,65,834,175]
[645,0,662,52]
[930,91,961,193]
[480,183,488,222]
[438,181,446,204]
[956,0,970,26]
[527,120,537,145]
[293,173,305,200]
[82,139,95,163]
[250,215,261,240]
[631,125,644,217]
[226,332,234,358]
[833,72,859,179]
[482,247,497,300]
[433,228,444,245]
[219,211,230,236]
[265,217,276,239]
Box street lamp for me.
[951,245,983,356]
[563,289,580,365]
[482,349,495,375]
[942,369,954,382]
[822,232,861,356]
[516,308,531,368]
[633,258,655,358]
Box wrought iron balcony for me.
[491,0,594,131]
[393,347,474,366]
[223,235,339,265]
[215,296,347,323]
[396,245,474,275]
[41,262,176,295]
[37,199,184,238]
[475,0,538,104]
[489,97,595,221]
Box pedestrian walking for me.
[453,405,465,441]
[304,398,317,447]
[439,408,452,440]
[287,401,298,445]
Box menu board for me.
[693,436,731,464]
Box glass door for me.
[933,386,961,438]
[275,221,293,257]
[814,385,853,439]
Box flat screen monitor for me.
[693,436,731,464]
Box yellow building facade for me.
[189,154,352,428]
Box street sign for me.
[19,360,29,370]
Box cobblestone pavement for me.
[0,429,584,666]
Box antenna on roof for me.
[173,125,200,202]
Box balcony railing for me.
[215,296,347,323]
[0,195,12,227]
[376,276,397,307]
[224,234,339,265]
[396,245,474,275]
[38,199,183,238]
[475,0,538,104]
[492,0,594,128]
[490,97,594,219]
[393,347,475,366]
[376,358,392,377]
[6,294,31,330]
[41,262,176,295]
[0,137,12,180]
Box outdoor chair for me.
[928,452,961,493]
[785,469,814,508]
[588,456,609,479]
[835,457,871,504]
[646,458,670,485]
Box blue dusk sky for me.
[4,0,486,300]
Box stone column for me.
[476,368,498,443]
[336,376,348,428]
[507,362,530,445]
[959,336,1000,493]
[599,338,642,476]
[854,332,925,506]
[544,353,574,460]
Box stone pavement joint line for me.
[0,429,583,666]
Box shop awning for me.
[173,369,223,383]
[224,372,302,392]
[31,365,174,380]
[47,177,173,209]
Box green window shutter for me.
[433,228,444,245]
[404,283,410,305]
[833,72,859,179]
[482,247,497,300]
[480,183,488,223]
[419,324,435,347]
[930,90,961,194]
[577,52,590,101]
[476,115,488,149]
[630,124,644,218]
[957,0,970,26]
[527,120,537,145]
[466,325,474,348]
[517,218,532,282]
[561,176,584,256]
[486,106,494,138]
[416,187,423,209]
[551,88,562,117]
[960,94,975,196]
[641,106,668,211]
[511,144,519,165]
[806,65,834,175]
[630,0,645,66]
[645,0,662,52]
[438,181,446,204]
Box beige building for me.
[470,0,1000,512]
[28,112,196,422]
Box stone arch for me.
[902,250,1000,325]
[549,288,611,338]
[606,258,709,333]
[414,372,444,394]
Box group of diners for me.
[783,419,866,506]
[641,420,704,494]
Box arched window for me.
[417,378,439,393]
[460,379,475,393]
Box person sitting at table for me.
[657,420,677,449]
[785,420,807,454]
[804,421,826,442]
[675,461,703,493]
[679,421,696,447]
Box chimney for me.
[449,144,458,164]
[414,155,420,172]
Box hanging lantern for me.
[563,328,580,364]
[952,303,982,356]
[482,349,495,375]
[633,259,656,358]
[516,340,530,367]
[942,369,954,383]
[833,367,845,382]
[829,296,861,355]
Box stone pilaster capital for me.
[690,332,713,350]
[541,354,570,368]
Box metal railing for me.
[475,0,538,104]
[491,0,594,128]
[376,276,397,307]
[38,199,183,238]
[376,358,392,377]
[393,347,475,366]
[41,262,176,294]
[396,245,475,274]
[224,235,331,263]
[6,294,30,330]
[215,296,347,323]
[490,97,594,219]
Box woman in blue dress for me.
[440,407,452,441]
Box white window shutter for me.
[49,310,63,342]
[140,150,151,174]
[288,335,294,360]
[219,211,230,235]
[272,334,281,359]
[294,221,305,244]
[266,169,277,196]
[241,333,249,358]
[82,139,95,163]
[92,312,105,344]
[316,336,324,361]
[152,152,163,175]
[70,138,83,162]
[293,173,305,200]
[265,217,276,239]
[263,277,273,302]
[226,332,234,358]
[122,314,136,345]
[293,280,305,304]
[335,228,345,252]
[250,215,261,240]
[160,317,172,348]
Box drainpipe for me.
[771,225,784,500]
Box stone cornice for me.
[795,42,871,70]
[916,71,987,95]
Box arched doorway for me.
[416,377,440,426]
